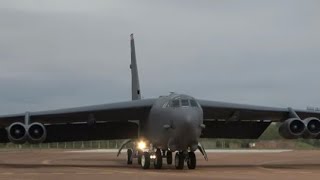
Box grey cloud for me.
[0,0,319,114]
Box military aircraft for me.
[0,34,320,170]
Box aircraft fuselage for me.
[145,93,203,152]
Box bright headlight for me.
[138,141,146,150]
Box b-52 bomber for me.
[0,34,320,170]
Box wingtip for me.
[130,33,134,40]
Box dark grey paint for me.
[146,93,203,151]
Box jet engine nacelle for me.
[279,118,305,139]
[7,122,28,144]
[302,117,320,138]
[27,122,47,144]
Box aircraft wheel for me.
[187,152,196,169]
[167,151,172,165]
[127,149,133,165]
[154,149,163,169]
[137,150,142,165]
[175,152,184,170]
[141,152,151,169]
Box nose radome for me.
[185,114,194,122]
[182,113,199,127]
[177,112,202,138]
[168,112,201,151]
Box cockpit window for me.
[171,99,180,107]
[162,102,169,108]
[181,99,189,107]
[190,99,198,107]
[167,97,198,108]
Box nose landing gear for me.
[175,152,185,169]
[187,152,196,169]
[174,151,196,170]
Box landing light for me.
[138,141,146,150]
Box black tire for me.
[175,152,184,170]
[127,149,133,165]
[154,149,163,169]
[138,156,142,165]
[137,150,142,165]
[167,151,172,165]
[187,152,196,169]
[141,152,151,169]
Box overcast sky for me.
[0,0,319,114]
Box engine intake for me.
[7,122,28,144]
[279,118,305,139]
[27,122,47,144]
[303,117,320,138]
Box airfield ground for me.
[0,149,320,180]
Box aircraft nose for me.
[181,113,199,129]
[168,110,202,151]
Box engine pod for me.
[303,117,320,139]
[7,122,28,144]
[27,122,47,144]
[279,118,305,139]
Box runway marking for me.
[258,157,318,166]
[1,172,13,175]
[75,172,91,175]
[24,172,39,175]
[108,170,134,174]
[295,171,313,174]
[41,159,51,165]
[50,172,65,175]
[257,166,291,174]
[70,167,134,175]
[97,172,113,175]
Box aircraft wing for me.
[198,100,320,139]
[0,99,156,143]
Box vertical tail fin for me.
[130,34,141,100]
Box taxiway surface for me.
[0,149,319,180]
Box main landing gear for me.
[126,148,197,170]
[167,151,172,165]
[127,149,133,164]
[154,149,162,169]
[141,152,151,169]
